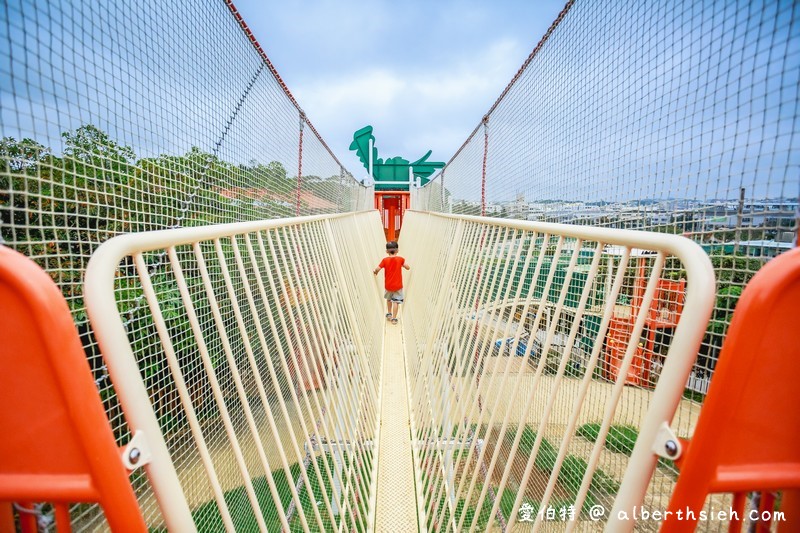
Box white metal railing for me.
[399,211,715,532]
[82,209,715,531]
[84,211,385,532]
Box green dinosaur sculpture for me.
[349,125,445,191]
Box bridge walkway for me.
[375,319,419,531]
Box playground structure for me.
[1,0,799,531]
[350,126,445,241]
[2,211,798,532]
[603,255,686,388]
[373,191,409,242]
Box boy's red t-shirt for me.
[379,255,405,292]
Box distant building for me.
[702,240,793,259]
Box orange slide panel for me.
[0,246,145,531]
[662,248,800,531]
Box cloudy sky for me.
[232,0,567,179]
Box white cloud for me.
[231,0,569,175]
[297,69,406,119]
[295,38,526,173]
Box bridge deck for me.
[375,320,418,532]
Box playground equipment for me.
[400,212,718,531]
[349,126,445,191]
[1,0,798,529]
[4,210,798,531]
[603,251,686,388]
[350,126,445,240]
[661,247,800,532]
[0,209,718,531]
[374,191,410,243]
[0,246,146,532]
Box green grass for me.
[149,453,371,533]
[506,424,620,498]
[577,422,679,479]
[418,424,626,529]
[576,423,639,456]
[454,486,518,530]
[191,475,286,532]
[558,455,619,494]
[682,388,706,403]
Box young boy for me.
[373,241,410,324]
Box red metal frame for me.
[481,118,488,217]
[662,248,800,531]
[0,246,145,531]
[604,271,686,388]
[296,116,305,216]
[375,191,410,242]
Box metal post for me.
[368,138,374,180]
[339,165,345,210]
[442,370,455,510]
[481,117,489,217]
[332,383,344,515]
[734,186,745,255]
[297,113,305,217]
[441,169,446,212]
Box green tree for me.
[136,147,233,228]
[1,127,142,318]
[63,124,135,166]
[696,254,763,372]
[0,137,51,171]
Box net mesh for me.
[1,0,369,529]
[1,0,370,319]
[415,0,799,420]
[82,213,384,531]
[410,0,799,528]
[401,212,716,531]
[3,0,799,529]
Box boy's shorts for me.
[384,289,404,303]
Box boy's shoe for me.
[391,318,398,325]
[385,313,393,319]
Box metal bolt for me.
[664,440,679,457]
[129,447,141,465]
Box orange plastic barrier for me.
[0,246,145,531]
[663,247,800,532]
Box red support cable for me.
[472,124,492,381]
[444,0,575,168]
[297,115,305,216]
[223,0,346,170]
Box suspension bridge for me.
[1,0,799,532]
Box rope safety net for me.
[84,213,386,531]
[411,0,799,529]
[1,0,372,529]
[401,211,718,531]
[1,0,799,530]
